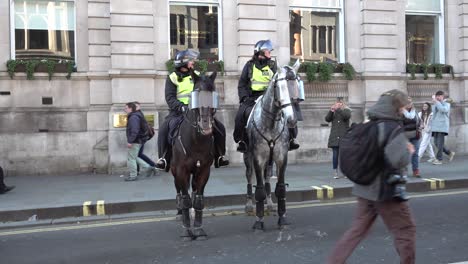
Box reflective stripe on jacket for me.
[250,65,273,92]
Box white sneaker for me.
[432,159,443,165]
[448,152,455,162]
[333,170,340,179]
[427,158,435,163]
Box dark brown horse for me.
[171,71,218,240]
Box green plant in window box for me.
[65,60,75,80]
[195,60,208,74]
[45,59,57,81]
[304,62,318,82]
[165,59,175,73]
[407,63,417,80]
[318,62,334,82]
[25,60,39,80]
[433,64,443,79]
[217,60,225,76]
[421,63,429,80]
[342,63,356,80]
[6,60,19,79]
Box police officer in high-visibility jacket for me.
[155,49,229,170]
[233,40,300,153]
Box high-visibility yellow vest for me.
[169,72,198,104]
[250,65,273,91]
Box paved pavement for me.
[1,155,467,223]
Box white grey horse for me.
[243,62,302,230]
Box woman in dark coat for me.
[325,97,351,178]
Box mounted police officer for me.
[155,49,229,170]
[233,39,300,153]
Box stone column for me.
[458,0,468,123]
[107,0,157,173]
[237,0,278,71]
[360,0,406,105]
[325,26,329,54]
[0,0,10,71]
[316,26,320,54]
[331,26,336,57]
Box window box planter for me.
[7,59,75,80]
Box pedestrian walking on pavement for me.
[431,91,455,165]
[0,166,15,194]
[325,97,351,179]
[124,102,155,181]
[134,102,157,170]
[418,102,436,163]
[402,97,421,177]
[327,89,416,264]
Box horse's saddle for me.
[245,95,263,128]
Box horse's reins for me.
[252,74,292,166]
[177,108,214,157]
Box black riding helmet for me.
[174,49,200,69]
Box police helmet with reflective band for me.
[174,49,200,69]
[190,90,219,109]
[254,39,273,54]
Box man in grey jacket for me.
[327,90,416,264]
[431,90,455,165]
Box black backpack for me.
[138,115,154,142]
[339,120,401,185]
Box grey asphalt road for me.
[1,190,468,264]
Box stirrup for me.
[237,141,247,153]
[215,156,229,168]
[155,158,167,171]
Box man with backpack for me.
[328,90,416,264]
[124,102,155,182]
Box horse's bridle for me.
[260,70,297,121]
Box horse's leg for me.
[264,163,275,214]
[244,152,254,214]
[175,167,193,239]
[252,156,266,231]
[191,166,210,240]
[275,157,291,229]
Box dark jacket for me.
[325,107,351,148]
[237,58,277,104]
[352,95,410,202]
[126,111,145,144]
[165,70,192,117]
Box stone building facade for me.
[0,0,467,175]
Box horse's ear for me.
[190,69,200,83]
[209,71,217,82]
[292,59,300,73]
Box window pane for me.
[169,4,219,61]
[14,0,75,59]
[290,10,338,62]
[406,15,439,64]
[290,0,340,8]
[406,0,440,12]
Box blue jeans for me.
[332,147,339,170]
[433,132,451,161]
[410,138,420,171]
[138,143,156,167]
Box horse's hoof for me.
[252,221,264,231]
[192,228,208,240]
[245,205,254,214]
[180,228,193,240]
[278,216,291,228]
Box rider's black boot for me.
[214,156,229,168]
[288,138,300,151]
[155,158,167,171]
[237,141,247,153]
